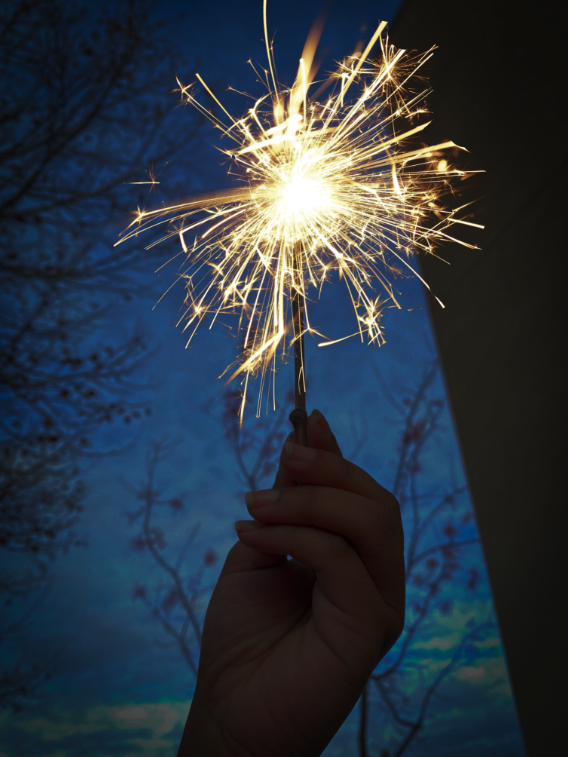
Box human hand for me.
[178,409,405,757]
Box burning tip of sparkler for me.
[118,6,481,418]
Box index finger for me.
[282,442,397,509]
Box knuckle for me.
[367,496,402,541]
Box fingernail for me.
[245,490,279,509]
[285,442,317,462]
[235,520,264,533]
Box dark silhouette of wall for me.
[390,2,565,754]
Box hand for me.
[178,409,405,757]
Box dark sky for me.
[1,2,525,755]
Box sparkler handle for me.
[289,241,308,446]
[289,405,308,446]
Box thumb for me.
[307,409,343,457]
[272,409,342,488]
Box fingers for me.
[251,410,404,616]
[244,484,405,615]
[282,442,396,509]
[272,409,342,489]
[272,432,296,488]
[235,521,392,662]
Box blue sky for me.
[1,1,526,755]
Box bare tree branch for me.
[0,0,202,709]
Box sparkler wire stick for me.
[289,240,308,445]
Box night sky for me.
[1,1,526,755]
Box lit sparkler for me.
[117,1,481,440]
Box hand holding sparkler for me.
[178,409,405,756]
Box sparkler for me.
[117,1,481,442]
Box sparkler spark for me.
[117,3,481,421]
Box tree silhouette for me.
[0,0,200,709]
[125,439,209,679]
[214,387,292,492]
[125,390,292,681]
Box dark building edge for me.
[389,2,565,755]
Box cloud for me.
[474,636,501,649]
[454,657,511,692]
[0,700,190,757]
[413,633,502,653]
[105,703,188,739]
[414,634,460,651]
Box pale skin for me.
[178,409,406,757]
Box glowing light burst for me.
[117,4,481,419]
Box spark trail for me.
[117,2,481,422]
